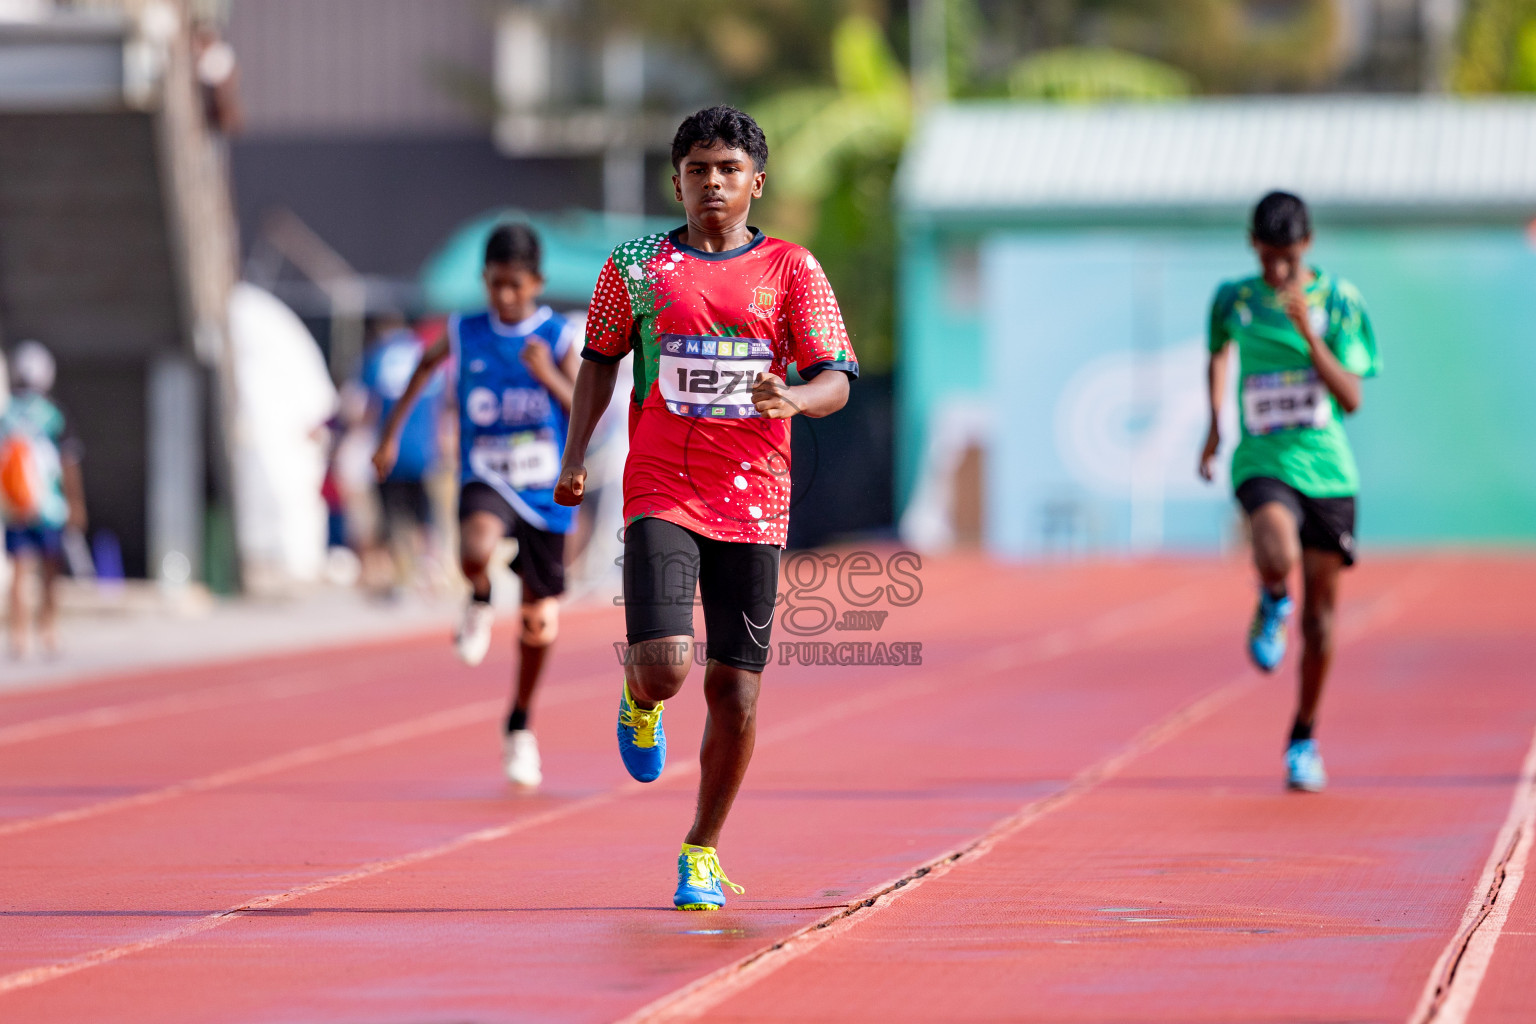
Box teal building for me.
[895,99,1536,557]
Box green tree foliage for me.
[750,15,911,373]
[1453,0,1536,92]
[1098,0,1341,94]
[967,0,1343,95]
[590,0,853,96]
[1008,46,1193,100]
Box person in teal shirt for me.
[2,341,87,659]
[1199,192,1381,793]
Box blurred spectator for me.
[1,341,86,659]
[354,315,447,598]
[192,19,243,136]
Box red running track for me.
[0,555,1532,1023]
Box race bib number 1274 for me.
[658,335,773,419]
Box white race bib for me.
[1243,370,1332,436]
[657,335,772,419]
[469,430,559,490]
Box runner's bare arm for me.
[1282,289,1363,413]
[520,338,578,413]
[558,340,582,406]
[553,359,621,506]
[372,336,451,481]
[751,369,849,420]
[62,454,87,532]
[1199,344,1230,482]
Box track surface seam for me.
[619,570,1434,1023]
[0,585,1206,998]
[1410,722,1536,1024]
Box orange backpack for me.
[0,433,42,520]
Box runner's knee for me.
[1253,537,1296,582]
[628,641,691,699]
[1301,606,1334,650]
[520,599,559,646]
[704,671,759,731]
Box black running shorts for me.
[458,482,567,599]
[622,516,781,673]
[377,479,432,543]
[1236,476,1357,567]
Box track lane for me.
[0,560,1250,1020]
[4,559,1498,1023]
[654,558,1536,1023]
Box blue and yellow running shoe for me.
[1247,590,1294,672]
[675,843,745,911]
[1285,738,1328,792]
[617,681,665,782]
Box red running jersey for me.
[582,229,857,546]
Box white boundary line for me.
[0,583,1216,999]
[1408,724,1536,1024]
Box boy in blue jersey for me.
[374,224,580,788]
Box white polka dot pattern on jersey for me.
[585,232,856,547]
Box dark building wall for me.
[227,0,494,137]
[229,137,602,280]
[0,113,182,361]
[52,360,150,578]
[0,111,185,579]
[788,373,894,549]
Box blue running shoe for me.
[617,681,665,782]
[675,843,744,911]
[1247,590,1294,672]
[1286,738,1327,792]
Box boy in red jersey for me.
[554,105,857,910]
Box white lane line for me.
[0,675,608,839]
[0,581,1221,998]
[619,571,1435,1024]
[621,675,1270,1023]
[0,669,361,748]
[1409,723,1536,1024]
[0,579,1209,842]
[0,700,501,838]
[0,777,663,996]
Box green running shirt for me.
[1208,269,1380,498]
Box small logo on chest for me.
[748,285,777,319]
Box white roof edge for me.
[898,97,1536,215]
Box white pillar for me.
[602,31,645,217]
[1421,0,1465,91]
[495,5,551,112]
[911,0,948,112]
[148,354,203,585]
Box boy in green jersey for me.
[1199,191,1381,793]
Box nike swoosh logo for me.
[742,611,773,649]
